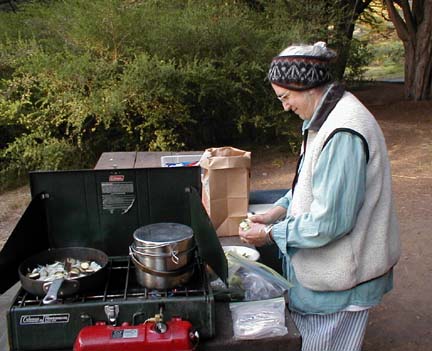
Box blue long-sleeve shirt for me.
[272,128,393,315]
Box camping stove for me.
[2,169,227,351]
[7,256,214,351]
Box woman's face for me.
[271,83,319,120]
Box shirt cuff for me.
[271,221,288,255]
[273,189,292,209]
[274,197,289,209]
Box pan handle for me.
[43,278,65,304]
[42,278,80,304]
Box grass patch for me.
[364,64,404,80]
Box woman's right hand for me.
[248,213,269,224]
[249,206,287,225]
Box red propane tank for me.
[73,317,198,351]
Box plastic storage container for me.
[161,155,202,167]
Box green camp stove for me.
[0,168,228,351]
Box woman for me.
[239,42,400,351]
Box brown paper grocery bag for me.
[199,146,251,237]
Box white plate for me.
[222,245,260,261]
[248,204,274,215]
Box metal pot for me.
[129,243,195,271]
[131,223,195,271]
[130,223,196,289]
[18,247,108,304]
[130,254,194,290]
[132,223,194,253]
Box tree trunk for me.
[333,20,355,80]
[412,18,432,100]
[332,0,373,79]
[404,37,432,100]
[403,41,415,99]
[385,0,432,101]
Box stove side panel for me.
[7,304,92,351]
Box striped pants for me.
[291,310,369,351]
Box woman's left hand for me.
[239,222,268,247]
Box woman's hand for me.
[248,213,267,224]
[238,221,268,247]
[238,206,285,246]
[249,206,287,224]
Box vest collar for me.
[306,83,346,132]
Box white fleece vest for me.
[290,92,401,291]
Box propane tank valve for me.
[190,329,200,349]
[104,305,119,325]
[154,321,168,333]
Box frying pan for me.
[18,247,109,304]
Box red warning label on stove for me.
[20,313,70,325]
[109,175,125,182]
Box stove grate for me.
[12,256,209,307]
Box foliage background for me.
[0,0,385,190]
[357,1,404,81]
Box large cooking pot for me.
[129,243,196,271]
[18,247,108,304]
[129,223,196,289]
[130,254,195,290]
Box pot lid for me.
[187,187,228,284]
[133,223,193,244]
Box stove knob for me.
[190,330,200,347]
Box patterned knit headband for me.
[268,42,336,91]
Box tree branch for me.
[412,0,425,23]
[385,0,409,41]
[399,0,417,38]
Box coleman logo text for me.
[20,314,70,325]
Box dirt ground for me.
[1,82,431,350]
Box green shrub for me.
[0,0,366,189]
[344,38,372,81]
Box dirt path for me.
[0,186,30,249]
[1,82,431,350]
